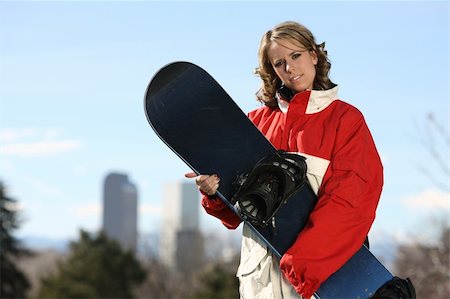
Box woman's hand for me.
[185,172,220,196]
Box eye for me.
[273,60,284,68]
[292,52,301,60]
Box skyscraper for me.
[102,172,138,252]
[160,181,204,272]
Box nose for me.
[285,62,293,73]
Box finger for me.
[185,173,209,185]
[205,174,220,183]
[203,177,220,195]
[201,175,219,189]
[184,172,197,178]
[195,175,211,184]
[204,184,218,196]
[211,182,220,195]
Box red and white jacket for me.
[201,86,383,298]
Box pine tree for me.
[190,256,240,299]
[36,229,146,298]
[0,182,31,298]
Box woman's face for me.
[267,39,318,93]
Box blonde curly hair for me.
[255,21,336,106]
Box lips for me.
[289,75,301,82]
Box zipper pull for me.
[271,217,277,235]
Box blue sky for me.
[0,1,448,247]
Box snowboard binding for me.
[232,151,308,227]
[372,276,416,298]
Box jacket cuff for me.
[280,253,318,298]
[200,191,227,210]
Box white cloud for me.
[1,139,82,157]
[4,200,24,212]
[0,128,37,142]
[402,189,450,211]
[0,128,82,157]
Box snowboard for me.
[144,61,393,298]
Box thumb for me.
[184,172,197,178]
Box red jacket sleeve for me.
[201,192,242,229]
[280,114,383,297]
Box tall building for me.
[102,172,138,252]
[160,181,204,272]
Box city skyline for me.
[102,172,138,252]
[160,181,204,271]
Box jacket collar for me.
[277,86,339,114]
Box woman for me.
[186,21,383,298]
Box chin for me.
[293,87,307,93]
[291,83,312,93]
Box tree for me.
[394,220,449,298]
[394,113,450,297]
[190,255,240,299]
[135,253,240,299]
[0,181,31,298]
[134,258,185,299]
[36,230,146,298]
[416,112,450,192]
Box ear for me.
[310,50,318,65]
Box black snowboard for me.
[144,61,393,298]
